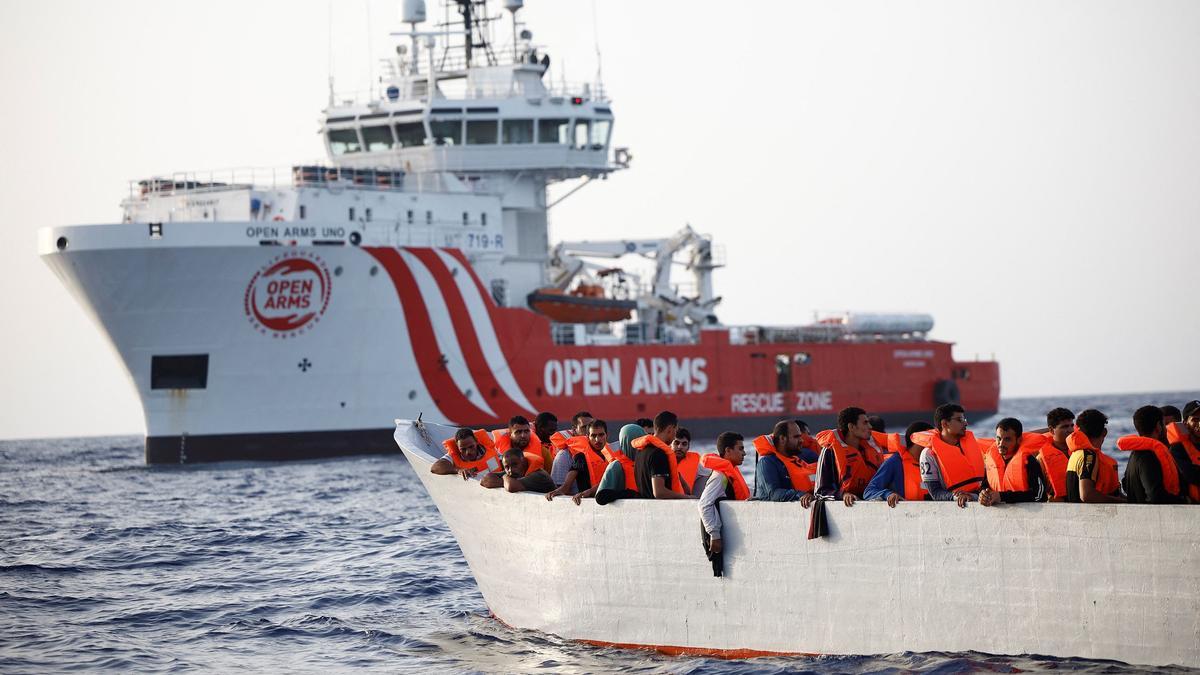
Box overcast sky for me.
[1,0,1197,439]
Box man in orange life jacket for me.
[545,419,611,502]
[531,412,560,471]
[482,416,539,489]
[498,448,556,493]
[548,410,595,490]
[812,406,879,506]
[1121,405,1185,504]
[1065,408,1124,503]
[917,404,999,507]
[1166,400,1200,500]
[633,411,691,499]
[863,421,933,506]
[673,427,701,494]
[697,431,750,574]
[431,427,500,479]
[754,420,816,504]
[1041,407,1075,501]
[993,417,1050,503]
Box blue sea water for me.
[2,391,1197,673]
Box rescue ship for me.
[38,0,998,464]
[394,419,1200,668]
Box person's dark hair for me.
[588,419,608,433]
[675,427,691,442]
[867,415,886,433]
[995,417,1023,436]
[502,448,526,468]
[837,406,867,435]
[1076,409,1108,439]
[716,431,744,456]
[635,417,653,429]
[771,419,792,447]
[1133,405,1164,437]
[904,421,934,449]
[534,411,557,427]
[454,427,475,442]
[1161,405,1182,421]
[571,411,594,427]
[508,415,530,428]
[653,411,678,432]
[792,419,810,434]
[933,404,965,429]
[1046,407,1075,429]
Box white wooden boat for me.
[394,419,1200,667]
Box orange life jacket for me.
[800,433,822,455]
[1064,428,1121,497]
[442,429,502,474]
[632,434,685,493]
[1001,432,1049,492]
[878,432,928,501]
[1166,422,1200,501]
[548,430,574,451]
[752,435,816,492]
[493,429,550,472]
[1038,432,1071,500]
[911,430,986,493]
[676,451,701,494]
[814,430,875,497]
[977,439,1006,492]
[700,453,750,501]
[565,435,611,489]
[518,451,545,475]
[601,445,639,491]
[1117,434,1181,497]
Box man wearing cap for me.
[1166,400,1200,502]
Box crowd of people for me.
[429,400,1200,568]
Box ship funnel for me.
[401,0,426,24]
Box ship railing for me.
[332,79,607,108]
[124,164,477,203]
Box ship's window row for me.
[328,118,612,155]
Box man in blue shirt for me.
[864,421,933,506]
[754,420,816,506]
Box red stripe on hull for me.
[407,247,528,418]
[365,247,495,423]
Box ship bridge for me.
[320,4,623,182]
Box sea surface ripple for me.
[2,391,1197,673]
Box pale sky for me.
[1,0,1197,439]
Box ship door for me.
[775,354,792,392]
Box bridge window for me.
[502,119,534,144]
[537,118,569,144]
[591,119,611,149]
[465,120,498,145]
[573,120,590,149]
[328,129,362,155]
[362,125,394,152]
[395,121,426,147]
[430,119,461,145]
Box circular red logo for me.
[244,253,332,337]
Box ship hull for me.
[395,420,1200,668]
[40,224,999,463]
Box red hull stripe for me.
[365,247,493,423]
[442,247,527,366]
[407,248,528,418]
[488,613,811,659]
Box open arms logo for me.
[244,253,332,337]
